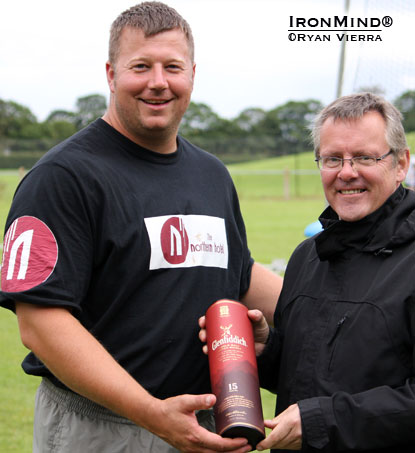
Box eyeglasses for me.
[315,150,394,171]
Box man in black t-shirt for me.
[0,2,282,452]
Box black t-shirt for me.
[0,119,253,398]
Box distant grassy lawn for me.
[0,309,40,452]
[0,171,36,452]
[229,151,325,263]
[0,171,22,228]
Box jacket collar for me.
[315,185,415,261]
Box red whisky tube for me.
[205,299,265,450]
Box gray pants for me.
[33,378,215,453]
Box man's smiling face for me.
[319,111,408,222]
[105,27,195,151]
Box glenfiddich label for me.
[206,300,265,450]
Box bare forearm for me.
[241,262,282,325]
[15,302,156,428]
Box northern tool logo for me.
[161,216,189,264]
[145,214,228,270]
[1,216,58,292]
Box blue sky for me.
[2,0,414,121]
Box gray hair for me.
[311,92,408,161]
[109,1,195,65]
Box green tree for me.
[394,90,415,132]
[46,109,77,124]
[41,120,77,141]
[75,94,107,130]
[0,99,39,138]
[179,102,222,136]
[44,110,77,140]
[272,99,322,154]
[233,107,267,133]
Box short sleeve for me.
[0,163,94,313]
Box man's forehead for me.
[320,111,388,152]
[322,110,386,128]
[119,26,188,44]
[118,26,192,58]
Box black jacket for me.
[258,185,415,452]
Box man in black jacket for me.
[252,92,415,452]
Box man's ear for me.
[106,61,116,93]
[190,63,196,89]
[397,148,410,184]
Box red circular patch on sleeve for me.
[1,216,58,292]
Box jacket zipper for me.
[327,314,349,346]
[327,313,349,371]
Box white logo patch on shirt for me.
[144,215,228,270]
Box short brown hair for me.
[109,1,194,65]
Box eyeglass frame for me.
[315,149,394,171]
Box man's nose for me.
[148,65,168,90]
[337,159,358,179]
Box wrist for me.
[119,386,161,432]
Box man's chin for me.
[336,208,368,222]
[141,120,176,133]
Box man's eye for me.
[133,64,148,70]
[357,156,373,162]
[166,64,181,71]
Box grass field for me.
[0,138,413,451]
[230,151,325,264]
